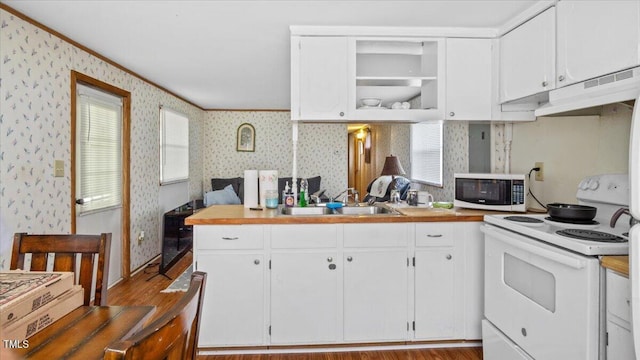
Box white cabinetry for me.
[342,223,409,342]
[556,1,640,88]
[194,225,266,347]
[270,224,340,344]
[461,222,484,340]
[413,222,463,340]
[605,269,636,359]
[291,36,348,121]
[445,38,493,120]
[499,7,555,103]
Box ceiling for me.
[2,0,539,110]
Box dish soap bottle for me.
[284,182,295,208]
[299,178,308,207]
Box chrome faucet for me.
[332,188,360,206]
[309,194,322,205]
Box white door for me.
[74,83,124,287]
[414,247,456,339]
[270,251,339,344]
[343,249,408,342]
[556,0,640,87]
[196,252,265,347]
[499,7,555,102]
[292,36,348,120]
[445,38,492,120]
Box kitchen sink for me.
[335,205,397,215]
[279,205,397,216]
[280,206,334,215]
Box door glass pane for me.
[504,253,556,312]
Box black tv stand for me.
[148,199,204,281]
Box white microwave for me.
[453,173,527,212]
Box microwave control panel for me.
[512,180,525,205]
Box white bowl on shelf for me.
[361,98,381,107]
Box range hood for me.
[535,67,640,117]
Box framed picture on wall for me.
[237,123,255,152]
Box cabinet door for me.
[343,249,408,342]
[557,1,640,87]
[414,248,456,340]
[607,320,636,360]
[445,38,493,120]
[499,7,555,102]
[196,253,265,346]
[291,36,348,120]
[270,251,339,344]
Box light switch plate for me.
[54,160,64,177]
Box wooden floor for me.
[107,252,483,360]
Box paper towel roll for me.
[243,170,259,208]
[259,170,278,207]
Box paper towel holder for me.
[237,123,255,152]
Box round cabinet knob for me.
[254,259,260,265]
[327,257,333,263]
[449,112,455,117]
[558,75,565,82]
[328,264,336,270]
[339,112,344,117]
[446,254,452,260]
[542,81,548,87]
[521,328,527,337]
[347,256,353,262]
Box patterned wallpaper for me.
[203,111,348,198]
[0,9,204,272]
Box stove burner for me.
[556,229,628,243]
[545,217,599,226]
[505,216,544,224]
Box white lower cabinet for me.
[193,221,482,348]
[193,225,266,347]
[343,223,409,342]
[270,250,339,344]
[606,269,636,359]
[414,222,464,340]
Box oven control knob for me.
[578,180,589,190]
[588,180,600,190]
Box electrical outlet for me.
[137,231,145,245]
[535,162,544,181]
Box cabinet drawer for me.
[271,224,338,249]
[195,225,264,250]
[343,223,409,248]
[607,270,631,323]
[415,222,454,247]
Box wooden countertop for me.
[185,204,499,225]
[601,256,630,277]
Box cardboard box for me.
[0,271,75,325]
[0,285,83,339]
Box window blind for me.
[410,121,443,186]
[76,85,123,213]
[160,107,189,185]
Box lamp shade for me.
[380,155,406,176]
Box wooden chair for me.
[103,271,207,360]
[10,232,111,306]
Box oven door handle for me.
[481,225,587,270]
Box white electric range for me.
[482,174,630,360]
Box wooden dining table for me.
[2,305,155,359]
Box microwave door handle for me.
[481,225,587,270]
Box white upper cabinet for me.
[445,38,493,120]
[349,37,445,122]
[291,36,348,121]
[499,7,556,103]
[556,0,640,87]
